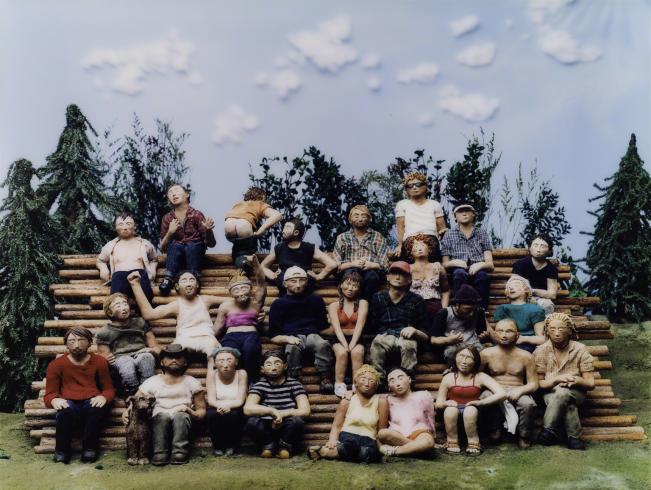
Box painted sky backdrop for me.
[1,0,649,258]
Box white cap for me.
[283,266,308,281]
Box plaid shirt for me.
[160,206,207,244]
[368,290,428,336]
[534,340,594,382]
[440,227,492,264]
[333,228,389,270]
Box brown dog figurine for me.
[124,392,155,465]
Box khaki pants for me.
[368,333,417,382]
[543,387,585,438]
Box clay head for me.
[167,184,189,206]
[403,172,428,198]
[494,319,520,346]
[453,204,476,225]
[114,213,136,239]
[159,344,189,375]
[353,364,381,396]
[175,271,200,298]
[529,235,554,259]
[283,266,308,295]
[348,205,371,229]
[505,275,533,301]
[452,345,481,375]
[544,313,577,344]
[387,261,411,288]
[103,293,131,321]
[387,367,412,397]
[404,233,439,262]
[228,273,252,305]
[261,350,287,381]
[64,328,93,357]
[212,347,240,376]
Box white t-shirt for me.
[395,199,444,239]
[139,374,203,417]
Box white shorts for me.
[174,335,220,356]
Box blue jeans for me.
[164,240,206,279]
[55,400,107,454]
[112,352,156,393]
[221,331,261,382]
[111,268,154,304]
[449,267,490,309]
[337,431,381,463]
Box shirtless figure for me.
[480,319,539,449]
[213,256,267,381]
[127,270,220,361]
[97,213,158,304]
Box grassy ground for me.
[1,321,649,490]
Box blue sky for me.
[1,0,649,259]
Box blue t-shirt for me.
[494,303,545,337]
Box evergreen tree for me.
[0,160,60,411]
[517,180,571,247]
[584,134,651,320]
[112,115,191,245]
[37,104,116,253]
[444,131,501,224]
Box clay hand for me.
[347,342,356,353]
[362,261,378,271]
[468,263,482,276]
[478,331,492,342]
[400,326,417,339]
[354,259,365,268]
[466,400,480,407]
[51,398,69,410]
[201,217,215,231]
[90,395,107,408]
[325,439,338,450]
[99,270,111,282]
[391,245,402,258]
[286,336,301,346]
[168,217,181,234]
[307,270,319,281]
[445,400,458,408]
[121,408,130,425]
[273,269,281,279]
[127,271,141,285]
[257,310,266,324]
[447,333,464,344]
[507,390,522,403]
[104,352,116,365]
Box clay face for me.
[108,296,131,322]
[454,210,475,225]
[454,303,475,318]
[494,320,519,346]
[66,333,90,357]
[281,222,297,241]
[284,277,307,295]
[505,278,528,300]
[341,278,361,300]
[387,369,411,396]
[230,284,252,304]
[455,349,476,374]
[411,239,429,259]
[177,272,199,297]
[354,372,379,396]
[349,209,370,229]
[530,238,550,258]
[115,216,136,239]
[547,319,572,345]
[167,185,189,206]
[161,355,188,375]
[405,179,427,198]
[387,271,411,288]
[262,356,286,380]
[215,352,238,375]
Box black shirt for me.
[512,257,558,290]
[274,241,316,273]
[268,293,328,336]
[368,290,428,336]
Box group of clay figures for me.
[44,172,594,466]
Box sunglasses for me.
[405,182,425,189]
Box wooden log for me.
[54,304,90,311]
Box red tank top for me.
[337,307,358,331]
[448,374,481,405]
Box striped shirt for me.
[248,377,307,419]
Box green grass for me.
[1,321,650,490]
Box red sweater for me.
[44,354,115,408]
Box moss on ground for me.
[1,322,650,490]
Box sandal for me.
[444,440,461,454]
[466,442,482,455]
[307,445,323,461]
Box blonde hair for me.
[506,274,533,300]
[544,312,578,339]
[353,364,381,383]
[228,271,252,291]
[402,171,428,187]
[103,293,129,318]
[348,204,371,221]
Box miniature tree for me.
[37,104,116,253]
[0,160,60,410]
[584,134,651,320]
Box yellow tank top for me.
[341,394,380,439]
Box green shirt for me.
[494,303,545,337]
[94,317,151,356]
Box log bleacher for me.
[24,249,646,453]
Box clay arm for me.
[96,257,111,282]
[206,368,219,408]
[469,250,495,275]
[467,373,506,407]
[188,390,207,419]
[244,393,277,417]
[213,304,228,338]
[127,271,178,320]
[516,321,546,346]
[326,398,349,446]
[260,248,279,281]
[348,300,368,349]
[328,302,349,348]
[442,255,468,270]
[507,356,539,401]
[281,393,310,418]
[395,216,405,252]
[251,255,268,306]
[144,331,161,355]
[566,370,595,391]
[255,208,283,236]
[435,375,455,409]
[436,216,448,236]
[377,395,389,430]
[96,344,115,365]
[312,248,338,281]
[534,278,558,300]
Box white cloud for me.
[367,76,382,92]
[361,53,381,69]
[255,69,302,100]
[81,31,199,95]
[456,42,496,67]
[529,0,575,25]
[212,106,260,146]
[418,113,434,127]
[287,15,358,73]
[438,86,499,122]
[539,30,602,64]
[397,63,439,84]
[450,15,480,37]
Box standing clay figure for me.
[480,319,539,449]
[436,345,506,455]
[97,212,157,304]
[405,233,450,316]
[260,217,337,295]
[394,172,447,259]
[128,270,220,358]
[308,365,388,464]
[535,313,595,450]
[244,350,311,459]
[333,204,389,300]
[440,203,494,309]
[213,255,267,381]
[45,328,115,464]
[377,367,435,458]
[95,293,161,396]
[327,270,369,397]
[224,186,282,270]
[512,234,559,315]
[159,184,216,295]
[493,275,546,352]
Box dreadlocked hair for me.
[544,312,578,339]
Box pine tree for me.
[37,104,116,253]
[0,160,60,410]
[584,134,651,320]
[517,180,571,247]
[112,115,191,245]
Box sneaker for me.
[151,455,170,466]
[319,372,334,394]
[276,449,290,459]
[159,278,174,296]
[379,445,398,457]
[80,450,98,463]
[537,428,558,446]
[170,453,189,465]
[260,448,274,458]
[223,448,235,456]
[567,437,586,450]
[52,451,71,464]
[212,449,224,457]
[334,383,347,398]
